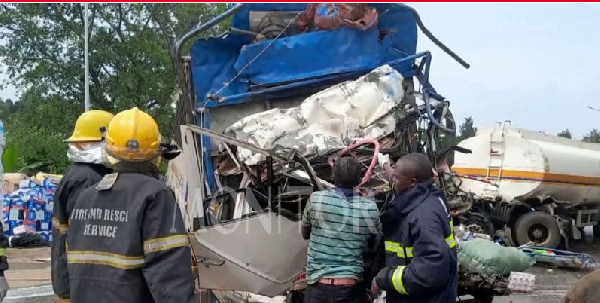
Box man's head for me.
[392,153,433,194]
[65,110,114,165]
[333,156,363,189]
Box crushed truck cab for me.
[168,3,470,301]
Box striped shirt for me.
[302,188,382,284]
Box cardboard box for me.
[2,173,27,194]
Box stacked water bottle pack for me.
[2,177,57,243]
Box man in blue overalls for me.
[371,153,458,303]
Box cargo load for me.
[2,175,57,243]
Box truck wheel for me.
[462,212,496,236]
[514,211,562,248]
[594,223,600,239]
[514,211,561,248]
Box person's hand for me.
[0,276,9,301]
[377,153,390,168]
[371,267,392,298]
[370,278,380,298]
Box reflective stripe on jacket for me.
[377,181,458,303]
[51,163,111,299]
[66,170,195,303]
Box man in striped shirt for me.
[301,156,382,303]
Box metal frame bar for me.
[416,52,455,133]
[186,125,287,163]
[174,3,245,82]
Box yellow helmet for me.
[65,110,114,143]
[105,107,160,161]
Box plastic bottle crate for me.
[508,272,535,293]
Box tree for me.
[583,129,600,144]
[4,87,81,173]
[557,129,573,139]
[0,3,227,173]
[0,3,226,128]
[458,116,477,142]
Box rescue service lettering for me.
[70,208,129,239]
[83,224,118,238]
[71,208,128,222]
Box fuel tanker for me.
[453,121,600,248]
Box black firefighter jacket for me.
[66,163,195,303]
[376,181,458,303]
[51,162,112,299]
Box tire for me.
[257,13,289,39]
[462,212,496,236]
[594,223,600,239]
[513,211,561,248]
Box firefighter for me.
[371,153,458,303]
[66,107,195,303]
[52,109,115,303]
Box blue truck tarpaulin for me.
[190,3,418,109]
[188,3,422,194]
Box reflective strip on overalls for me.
[384,218,456,259]
[391,266,408,295]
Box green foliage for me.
[557,129,572,139]
[457,116,477,143]
[4,87,80,173]
[1,144,18,173]
[583,129,600,144]
[0,3,226,173]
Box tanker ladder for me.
[483,120,510,198]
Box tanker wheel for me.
[514,211,561,248]
[463,212,495,236]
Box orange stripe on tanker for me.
[452,167,600,187]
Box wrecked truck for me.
[168,3,489,302]
[452,122,600,249]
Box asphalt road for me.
[492,228,600,303]
[5,231,600,303]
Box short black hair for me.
[333,156,363,189]
[394,153,433,183]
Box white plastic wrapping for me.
[508,272,536,293]
[66,142,105,165]
[225,65,405,165]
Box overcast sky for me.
[406,2,600,139]
[2,3,599,138]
